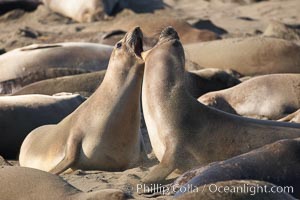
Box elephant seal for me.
[42,0,122,22]
[0,93,85,159]
[175,139,300,198]
[141,27,300,184]
[183,36,300,75]
[0,42,113,90]
[1,68,90,94]
[198,74,300,120]
[185,68,241,98]
[176,180,296,200]
[14,68,240,98]
[278,109,300,123]
[19,27,145,174]
[97,13,219,46]
[13,70,107,97]
[0,166,126,200]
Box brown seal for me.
[97,13,219,47]
[13,70,107,97]
[0,166,126,200]
[19,27,146,174]
[141,27,300,184]
[183,36,300,75]
[0,93,85,159]
[198,74,300,120]
[14,68,240,99]
[174,138,300,198]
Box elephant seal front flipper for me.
[49,132,82,174]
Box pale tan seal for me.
[0,166,126,200]
[19,27,145,174]
[183,36,300,75]
[198,74,300,120]
[141,27,300,184]
[0,93,85,159]
[42,0,121,22]
[0,42,113,83]
[176,180,296,200]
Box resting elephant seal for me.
[0,42,113,93]
[19,27,145,174]
[174,138,300,198]
[176,180,296,200]
[185,68,241,98]
[42,0,121,22]
[0,93,85,159]
[13,70,107,97]
[198,74,300,120]
[14,68,240,98]
[183,36,300,75]
[141,27,300,184]
[98,13,219,47]
[0,166,126,200]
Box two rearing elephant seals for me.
[19,27,145,174]
[141,27,300,184]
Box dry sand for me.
[0,0,300,199]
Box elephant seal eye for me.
[116,42,122,49]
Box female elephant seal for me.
[13,70,107,97]
[141,27,300,184]
[13,68,240,98]
[0,166,126,200]
[198,74,300,120]
[0,93,85,159]
[174,138,300,198]
[183,36,300,75]
[97,13,219,46]
[19,27,145,174]
[0,42,113,93]
[42,0,121,22]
